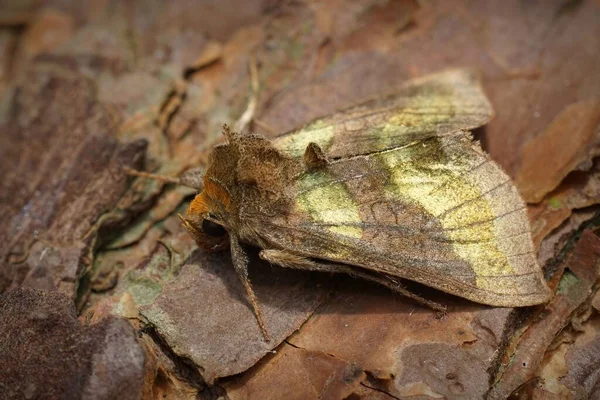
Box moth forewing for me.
[259,130,552,308]
[272,69,494,158]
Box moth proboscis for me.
[127,69,552,342]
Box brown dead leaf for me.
[231,276,511,399]
[188,40,223,71]
[225,343,365,400]
[141,251,330,384]
[529,159,600,247]
[0,67,146,295]
[489,230,600,399]
[516,101,600,203]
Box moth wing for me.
[256,132,551,307]
[272,69,493,159]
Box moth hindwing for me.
[182,69,552,341]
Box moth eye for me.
[201,218,227,237]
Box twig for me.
[234,55,260,134]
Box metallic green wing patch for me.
[296,170,363,239]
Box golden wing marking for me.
[257,134,550,306]
[377,134,533,289]
[295,170,363,238]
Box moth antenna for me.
[179,167,204,191]
[123,167,181,185]
[230,235,271,341]
[124,166,204,190]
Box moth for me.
[130,70,552,341]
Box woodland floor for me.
[1,1,600,399]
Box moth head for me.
[181,177,231,252]
[180,125,292,249]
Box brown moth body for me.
[175,70,552,341]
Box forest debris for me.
[0,68,146,294]
[104,185,194,250]
[233,56,259,134]
[529,159,600,247]
[140,251,330,384]
[537,209,600,269]
[1,0,600,398]
[224,343,365,399]
[139,328,204,399]
[223,273,512,399]
[488,230,600,399]
[515,286,600,398]
[559,319,600,397]
[0,288,145,400]
[187,40,223,72]
[19,8,74,61]
[0,30,15,94]
[516,101,600,204]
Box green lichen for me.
[557,269,579,295]
[547,197,563,210]
[125,277,163,306]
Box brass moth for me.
[164,70,551,341]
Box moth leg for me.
[230,236,271,341]
[371,273,447,315]
[260,249,447,314]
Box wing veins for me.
[427,159,490,196]
[296,171,385,195]
[263,220,528,263]
[434,178,512,220]
[426,206,528,233]
[330,130,470,164]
